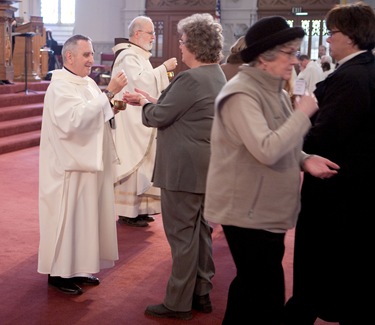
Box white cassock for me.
[297,60,324,94]
[111,42,169,217]
[38,69,119,277]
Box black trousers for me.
[222,225,285,325]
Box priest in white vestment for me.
[38,34,127,295]
[111,16,177,227]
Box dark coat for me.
[47,38,59,71]
[291,51,375,321]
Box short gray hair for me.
[128,16,153,37]
[62,34,92,64]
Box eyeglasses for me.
[179,39,187,45]
[327,30,341,37]
[279,50,299,59]
[138,30,155,36]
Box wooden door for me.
[149,14,190,76]
[146,0,216,78]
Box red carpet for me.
[0,82,49,155]
[0,147,336,324]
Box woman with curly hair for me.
[123,13,226,321]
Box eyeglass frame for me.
[138,30,155,36]
[278,49,300,59]
[179,39,187,45]
[327,30,341,37]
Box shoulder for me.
[339,55,375,79]
[181,65,225,84]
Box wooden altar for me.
[13,16,46,82]
[0,1,18,82]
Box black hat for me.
[241,16,305,63]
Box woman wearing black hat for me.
[204,16,339,325]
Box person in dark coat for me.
[45,30,59,71]
[284,2,375,324]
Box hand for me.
[294,92,318,118]
[303,155,340,179]
[123,88,157,106]
[163,57,178,71]
[123,91,145,106]
[107,69,127,94]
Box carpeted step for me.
[0,92,46,108]
[0,82,47,155]
[0,130,40,155]
[0,81,50,95]
[0,115,42,138]
[0,103,43,122]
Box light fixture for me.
[292,7,308,16]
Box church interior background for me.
[2,0,375,82]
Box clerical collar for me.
[63,66,77,75]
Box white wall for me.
[73,0,147,63]
[73,0,125,62]
[74,0,124,42]
[220,0,256,59]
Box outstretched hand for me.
[123,88,157,106]
[303,155,340,179]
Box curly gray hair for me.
[177,13,224,64]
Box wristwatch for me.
[103,89,114,100]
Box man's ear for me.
[65,51,73,63]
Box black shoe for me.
[192,294,212,313]
[137,214,155,222]
[48,275,83,295]
[73,276,100,286]
[145,303,192,320]
[118,216,148,227]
